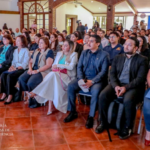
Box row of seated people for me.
[0,32,150,143]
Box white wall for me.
[56,3,93,32]
[0,14,20,31]
[0,0,20,31]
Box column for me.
[106,5,115,30]
[133,14,137,25]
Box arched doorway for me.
[23,0,49,32]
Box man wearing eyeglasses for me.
[64,35,110,129]
[95,37,148,139]
[103,31,124,65]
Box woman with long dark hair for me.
[137,36,150,62]
[23,31,32,48]
[3,23,8,30]
[0,35,30,104]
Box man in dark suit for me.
[95,37,149,139]
[64,35,110,129]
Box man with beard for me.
[95,37,148,139]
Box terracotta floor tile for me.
[101,139,139,150]
[31,115,60,129]
[62,126,97,144]
[93,128,119,140]
[1,130,34,149]
[4,117,32,131]
[0,108,6,118]
[1,148,34,150]
[0,102,6,108]
[57,112,86,128]
[35,144,69,150]
[5,101,26,108]
[69,142,105,150]
[5,107,30,118]
[131,135,150,150]
[30,106,48,116]
[76,104,90,113]
[33,128,66,147]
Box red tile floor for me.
[0,99,148,150]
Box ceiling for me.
[67,0,150,14]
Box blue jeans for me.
[143,88,150,131]
[67,79,106,117]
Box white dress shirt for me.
[12,47,30,70]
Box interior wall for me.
[0,0,20,31]
[56,3,93,32]
[0,14,20,31]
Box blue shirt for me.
[85,50,98,80]
[0,44,11,64]
[103,43,124,65]
[31,50,54,70]
[15,32,22,37]
[58,55,66,64]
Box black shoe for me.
[85,116,94,129]
[95,122,105,134]
[63,112,78,123]
[4,101,12,105]
[119,127,132,140]
[0,96,7,102]
[13,91,22,102]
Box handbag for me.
[52,68,68,91]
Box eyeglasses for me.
[109,36,116,39]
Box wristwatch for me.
[91,80,95,84]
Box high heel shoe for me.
[4,100,12,105]
[47,111,52,115]
[0,96,7,102]
[145,139,150,146]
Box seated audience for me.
[83,34,90,50]
[137,36,150,62]
[130,33,137,38]
[58,33,65,46]
[0,29,3,45]
[16,37,54,101]
[0,35,15,74]
[143,68,150,146]
[8,28,15,39]
[29,33,41,51]
[141,29,148,42]
[52,27,60,34]
[103,31,124,65]
[123,30,129,40]
[5,31,10,35]
[75,31,83,44]
[0,35,30,104]
[95,37,148,139]
[64,35,109,129]
[22,28,28,33]
[50,33,61,58]
[70,33,83,59]
[27,40,78,114]
[23,31,32,48]
[44,31,51,44]
[15,28,22,37]
[148,33,150,49]
[97,30,109,48]
[62,30,69,40]
[116,30,126,45]
[39,28,44,37]
[30,28,36,42]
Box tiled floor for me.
[0,100,148,150]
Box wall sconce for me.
[49,8,52,13]
[108,5,111,11]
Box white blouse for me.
[12,47,30,70]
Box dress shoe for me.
[95,122,105,134]
[63,112,78,123]
[85,116,94,129]
[119,127,132,140]
[145,139,150,146]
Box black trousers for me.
[98,84,142,128]
[18,70,43,92]
[1,69,24,95]
[0,66,9,75]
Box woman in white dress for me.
[28,40,78,114]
